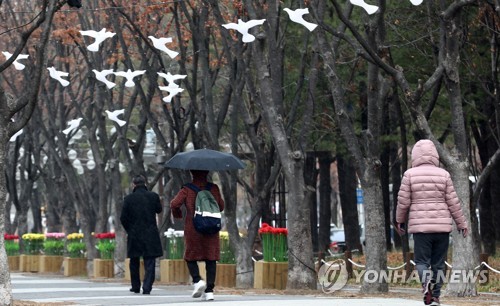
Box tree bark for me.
[0,1,61,303]
[337,154,362,253]
[304,152,318,254]
[442,8,479,296]
[318,152,333,253]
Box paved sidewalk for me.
[10,272,466,306]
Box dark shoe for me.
[129,288,140,294]
[430,297,440,306]
[142,291,150,295]
[422,280,434,305]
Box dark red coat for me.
[170,175,224,261]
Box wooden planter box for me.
[199,262,236,288]
[254,261,288,290]
[124,258,145,281]
[63,257,87,276]
[216,263,236,287]
[39,255,63,273]
[160,259,190,283]
[19,255,40,272]
[93,259,114,278]
[8,256,20,271]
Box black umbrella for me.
[163,148,246,171]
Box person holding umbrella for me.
[170,170,225,301]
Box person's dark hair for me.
[132,175,146,185]
[190,170,209,177]
[67,0,82,8]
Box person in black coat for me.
[120,175,163,294]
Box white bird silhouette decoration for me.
[9,129,23,142]
[105,109,126,127]
[410,0,423,5]
[157,72,187,88]
[159,85,184,103]
[114,69,146,87]
[63,118,83,135]
[80,28,116,52]
[148,36,179,59]
[2,52,29,70]
[93,69,116,89]
[350,0,379,15]
[47,67,70,87]
[221,19,266,43]
[283,8,318,32]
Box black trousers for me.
[186,260,216,293]
[130,256,156,293]
[413,233,450,298]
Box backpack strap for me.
[185,183,212,192]
[184,183,200,193]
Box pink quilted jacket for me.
[396,139,467,233]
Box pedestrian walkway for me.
[10,272,466,306]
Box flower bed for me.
[219,231,235,264]
[44,232,65,256]
[4,234,19,256]
[21,233,45,255]
[66,233,86,258]
[258,223,288,262]
[164,228,184,259]
[94,232,115,259]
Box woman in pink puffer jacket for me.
[396,139,468,306]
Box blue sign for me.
[356,188,364,205]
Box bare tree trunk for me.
[442,8,478,296]
[0,128,13,305]
[380,144,392,251]
[337,154,362,253]
[318,152,333,253]
[313,0,389,292]
[490,168,500,253]
[0,1,62,301]
[251,46,316,290]
[304,152,318,254]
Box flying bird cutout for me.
[283,8,318,32]
[157,72,187,88]
[105,109,126,127]
[350,0,379,15]
[148,36,179,59]
[47,67,70,87]
[2,52,29,70]
[221,19,266,43]
[159,84,184,103]
[80,28,116,52]
[63,118,83,135]
[93,69,116,89]
[9,129,23,142]
[114,69,146,87]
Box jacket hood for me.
[411,139,439,167]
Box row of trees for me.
[1,0,499,304]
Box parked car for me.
[329,224,367,254]
[329,226,346,254]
